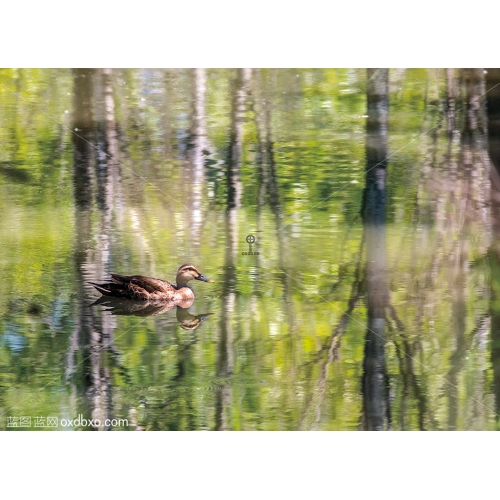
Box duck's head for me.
[176,264,214,288]
[176,307,215,330]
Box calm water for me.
[1,68,499,430]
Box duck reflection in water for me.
[91,295,214,330]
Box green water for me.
[0,68,498,430]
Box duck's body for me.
[90,264,213,302]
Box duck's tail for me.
[89,282,126,297]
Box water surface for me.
[1,68,499,430]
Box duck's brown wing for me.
[110,274,176,293]
[90,280,150,300]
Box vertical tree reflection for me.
[251,70,292,309]
[360,69,392,431]
[187,68,208,246]
[214,69,251,430]
[69,69,122,430]
[486,68,500,425]
[433,68,491,429]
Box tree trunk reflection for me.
[486,68,500,425]
[361,69,391,431]
[69,69,122,430]
[187,68,208,246]
[215,69,251,430]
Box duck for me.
[89,264,214,302]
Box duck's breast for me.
[176,287,195,301]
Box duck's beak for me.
[196,273,214,283]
